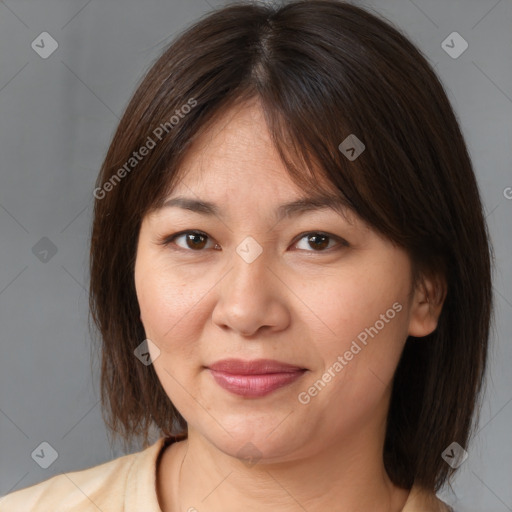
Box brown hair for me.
[89,0,494,492]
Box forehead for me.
[172,99,337,195]
[178,100,287,182]
[154,99,362,228]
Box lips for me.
[207,358,307,397]
[208,358,305,374]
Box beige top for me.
[0,436,453,511]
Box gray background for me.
[0,0,510,510]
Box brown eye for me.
[184,232,208,250]
[162,230,216,251]
[161,230,348,254]
[307,233,329,250]
[294,232,348,252]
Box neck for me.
[158,421,410,512]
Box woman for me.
[0,1,493,511]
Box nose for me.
[211,243,291,337]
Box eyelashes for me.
[158,230,350,254]
[160,230,217,251]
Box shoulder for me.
[402,483,454,512]
[0,437,168,512]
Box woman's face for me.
[135,99,432,462]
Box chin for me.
[197,422,310,465]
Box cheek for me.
[311,264,409,348]
[135,257,211,357]
[305,263,410,399]
[134,257,208,417]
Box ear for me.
[408,272,447,337]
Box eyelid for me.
[159,230,216,250]
[292,231,350,251]
[159,229,350,253]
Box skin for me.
[134,97,446,512]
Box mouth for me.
[206,358,308,398]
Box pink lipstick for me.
[207,358,307,397]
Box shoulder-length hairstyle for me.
[89,0,493,493]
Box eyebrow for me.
[160,193,355,224]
